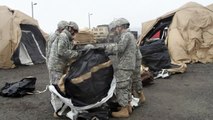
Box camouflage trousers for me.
[49,70,63,112]
[131,64,143,93]
[114,69,133,107]
[49,70,63,85]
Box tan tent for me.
[138,2,213,73]
[0,6,48,69]
[207,3,213,11]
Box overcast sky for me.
[1,0,212,33]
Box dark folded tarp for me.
[57,49,113,107]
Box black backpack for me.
[0,76,36,97]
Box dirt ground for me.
[0,63,213,120]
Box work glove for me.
[95,46,106,50]
[81,44,95,51]
[105,44,116,56]
[84,44,95,49]
[75,50,83,59]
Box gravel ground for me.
[0,63,213,120]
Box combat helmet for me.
[115,18,130,28]
[109,20,116,32]
[68,21,79,32]
[57,20,68,30]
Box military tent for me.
[207,3,213,11]
[0,6,48,69]
[138,2,213,73]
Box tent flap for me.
[139,2,213,73]
[0,6,47,69]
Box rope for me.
[26,85,49,95]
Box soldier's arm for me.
[46,33,60,59]
[105,34,129,54]
[116,34,130,53]
[57,35,78,60]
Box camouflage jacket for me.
[136,45,142,66]
[46,31,60,66]
[106,31,137,70]
[48,29,79,72]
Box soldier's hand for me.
[81,44,95,51]
[105,44,116,56]
[77,50,83,58]
[95,46,106,50]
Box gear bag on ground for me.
[0,76,36,97]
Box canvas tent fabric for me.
[0,6,48,69]
[138,2,213,73]
[48,49,116,119]
[57,49,114,106]
[207,4,213,11]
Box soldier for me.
[46,21,68,117]
[131,43,146,104]
[106,21,120,71]
[46,20,68,78]
[48,21,80,117]
[104,18,137,118]
[48,21,79,84]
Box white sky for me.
[1,0,212,33]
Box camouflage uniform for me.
[48,29,79,84]
[48,28,79,112]
[107,35,120,72]
[107,21,121,71]
[106,31,136,107]
[46,31,60,68]
[46,20,68,82]
[46,31,61,86]
[131,46,143,94]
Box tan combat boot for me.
[139,91,146,103]
[117,103,132,114]
[53,112,59,118]
[112,106,129,118]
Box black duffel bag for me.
[0,76,36,97]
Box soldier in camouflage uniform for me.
[46,20,68,77]
[48,21,79,84]
[48,21,80,117]
[105,18,137,118]
[107,21,120,71]
[131,44,146,104]
[46,21,68,116]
